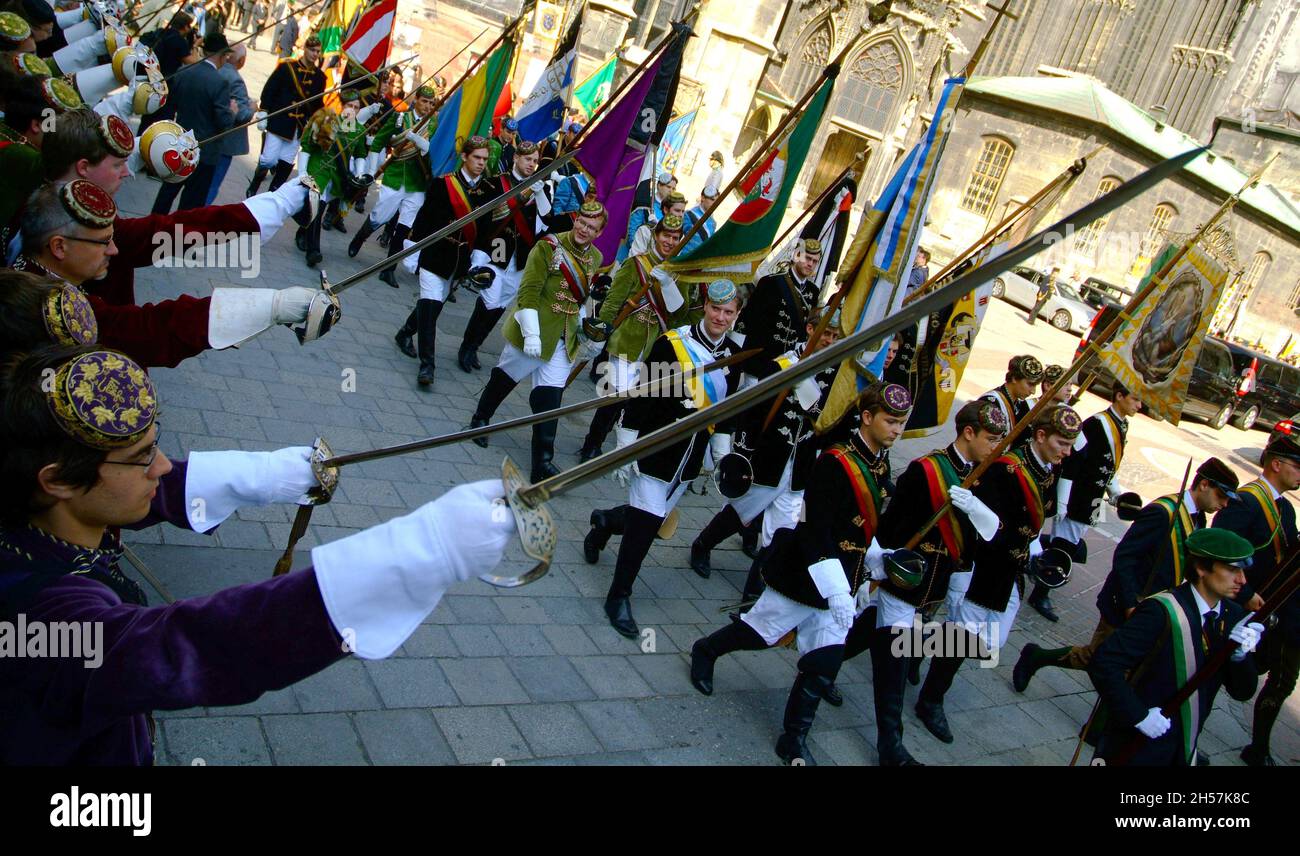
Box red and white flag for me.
[342,0,396,73]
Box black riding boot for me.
[394,308,417,359]
[605,506,661,639]
[268,159,294,192]
[379,223,409,287]
[584,505,628,564]
[326,198,347,232]
[469,368,519,446]
[740,543,771,604]
[1028,581,1059,622]
[378,214,397,247]
[578,401,624,462]
[246,165,270,198]
[872,626,923,765]
[690,505,744,579]
[528,385,563,483]
[916,641,964,745]
[775,646,844,766]
[304,202,326,267]
[347,216,378,257]
[689,619,767,695]
[458,297,501,372]
[740,516,761,559]
[415,298,443,387]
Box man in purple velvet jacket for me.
[0,346,516,765]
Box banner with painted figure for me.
[1095,243,1228,425]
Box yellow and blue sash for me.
[665,327,726,413]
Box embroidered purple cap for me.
[881,382,913,416]
[44,284,98,347]
[46,350,158,450]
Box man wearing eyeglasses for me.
[15,179,322,368]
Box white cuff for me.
[793,376,821,410]
[93,89,133,123]
[56,7,84,27]
[407,132,429,154]
[54,31,105,74]
[61,18,97,42]
[1056,477,1073,511]
[184,447,313,532]
[516,307,541,338]
[469,248,492,269]
[533,185,552,217]
[615,426,638,448]
[808,558,850,599]
[356,102,382,123]
[708,433,731,461]
[296,150,309,175]
[208,287,277,349]
[1029,536,1044,560]
[660,275,685,312]
[244,179,309,242]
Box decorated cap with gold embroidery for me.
[798,237,822,255]
[46,350,157,450]
[654,213,684,233]
[99,113,135,158]
[1042,363,1066,385]
[955,398,1008,436]
[415,84,435,99]
[60,179,117,228]
[664,190,687,206]
[577,200,607,221]
[0,11,32,45]
[41,76,83,112]
[1034,403,1082,440]
[1008,354,1044,382]
[462,133,490,153]
[44,284,98,346]
[12,52,50,77]
[514,139,538,156]
[881,383,912,416]
[706,279,738,305]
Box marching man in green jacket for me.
[295,89,378,267]
[467,200,609,481]
[577,214,691,462]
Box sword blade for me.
[517,145,1206,506]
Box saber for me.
[322,349,760,468]
[486,146,1204,586]
[196,53,420,148]
[120,543,175,604]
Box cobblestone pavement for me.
[115,48,1297,766]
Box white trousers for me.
[497,340,573,389]
[1051,515,1088,544]
[742,587,847,655]
[728,455,802,548]
[628,471,690,518]
[874,586,919,631]
[946,573,1020,651]
[371,185,425,228]
[419,269,452,302]
[479,260,524,311]
[258,132,300,167]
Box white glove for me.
[356,102,382,123]
[1029,535,1044,560]
[312,480,514,658]
[53,30,106,74]
[1056,476,1073,511]
[611,426,637,486]
[533,183,552,217]
[1135,707,1171,739]
[184,446,318,532]
[708,432,731,464]
[516,308,542,358]
[854,583,873,616]
[93,88,133,122]
[793,376,821,411]
[828,592,855,631]
[1105,479,1124,502]
[651,266,685,313]
[948,485,999,541]
[255,111,268,132]
[399,128,430,154]
[1229,618,1265,661]
[271,286,317,324]
[866,539,888,581]
[244,177,310,241]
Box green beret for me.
[1185,528,1253,568]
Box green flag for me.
[664,77,834,283]
[572,56,616,118]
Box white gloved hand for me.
[516,308,542,357]
[184,445,318,531]
[533,183,552,217]
[948,485,999,541]
[579,336,603,361]
[1106,479,1124,502]
[866,539,888,581]
[828,592,855,631]
[854,583,873,616]
[399,128,430,154]
[1135,707,1172,739]
[245,177,310,241]
[611,426,638,486]
[255,111,268,132]
[271,286,317,324]
[312,480,514,658]
[356,102,382,124]
[1229,619,1265,661]
[708,432,731,463]
[793,376,821,410]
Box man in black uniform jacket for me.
[399,135,500,386]
[1089,528,1263,766]
[248,35,325,195]
[842,398,1009,765]
[584,281,744,639]
[687,382,913,765]
[1014,457,1238,693]
[1221,434,1300,766]
[1030,382,1144,622]
[979,355,1042,448]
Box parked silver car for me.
[990,267,1094,335]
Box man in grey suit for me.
[275,1,298,58]
[152,33,238,213]
[206,43,258,205]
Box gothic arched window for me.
[786,23,831,101]
[959,137,1014,217]
[835,40,904,132]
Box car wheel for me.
[991,279,1005,298]
[1231,404,1259,431]
[1051,309,1071,330]
[1210,402,1232,430]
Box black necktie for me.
[1202,610,1219,653]
[1193,511,1206,530]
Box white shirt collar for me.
[952,444,971,468]
[1184,489,1199,514]
[204,58,220,70]
[460,169,479,187]
[1264,479,1283,500]
[1190,584,1220,619]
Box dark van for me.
[1074,306,1241,429]
[1222,342,1300,431]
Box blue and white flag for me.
[516,49,577,143]
[656,109,696,173]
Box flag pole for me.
[161,0,333,84]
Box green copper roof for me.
[966,75,1300,237]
